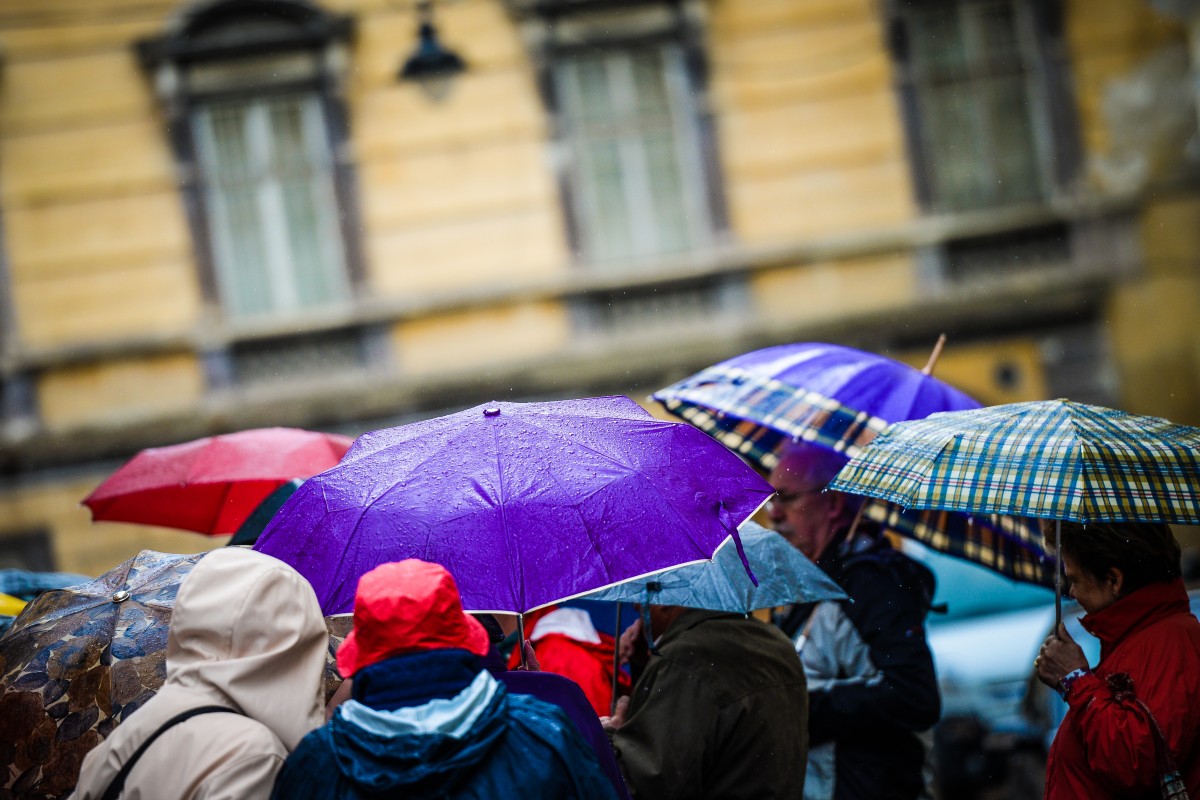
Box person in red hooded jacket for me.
[506,605,630,717]
[1036,520,1200,800]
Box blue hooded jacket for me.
[271,650,617,800]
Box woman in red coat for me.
[1036,521,1200,799]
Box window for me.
[890,0,1079,212]
[527,1,727,266]
[192,91,349,317]
[555,43,714,264]
[137,0,361,320]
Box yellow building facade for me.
[1,0,1197,575]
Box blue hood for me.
[327,677,509,797]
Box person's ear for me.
[826,490,848,523]
[1107,567,1125,598]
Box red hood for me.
[338,560,491,678]
[1081,579,1190,654]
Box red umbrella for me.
[83,427,353,535]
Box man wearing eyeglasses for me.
[768,442,940,800]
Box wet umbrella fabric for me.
[652,342,980,468]
[580,522,846,613]
[83,427,353,536]
[828,399,1200,524]
[0,550,201,799]
[0,550,357,800]
[828,399,1200,624]
[255,396,775,615]
[653,342,1048,585]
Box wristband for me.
[1057,668,1088,699]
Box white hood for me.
[165,548,326,750]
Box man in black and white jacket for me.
[768,443,940,800]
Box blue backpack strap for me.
[99,705,237,800]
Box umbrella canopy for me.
[829,398,1200,625]
[226,479,303,547]
[828,399,1200,524]
[652,341,980,468]
[580,522,846,613]
[653,341,1048,585]
[0,551,356,800]
[0,550,201,799]
[255,396,775,615]
[83,427,353,536]
[860,504,1051,586]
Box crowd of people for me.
[57,442,1200,799]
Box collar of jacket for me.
[352,648,484,711]
[818,520,886,575]
[1080,578,1190,651]
[656,608,745,650]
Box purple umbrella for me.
[254,396,773,615]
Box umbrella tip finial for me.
[920,334,948,376]
[111,590,131,603]
[483,406,501,417]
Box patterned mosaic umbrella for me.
[829,399,1200,622]
[0,551,351,800]
[653,341,1050,585]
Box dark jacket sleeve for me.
[611,658,719,800]
[269,732,333,800]
[808,556,941,744]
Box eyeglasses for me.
[767,487,824,510]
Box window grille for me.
[899,0,1054,211]
[192,92,350,318]
[554,43,714,264]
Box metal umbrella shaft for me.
[1055,519,1062,631]
[611,601,622,716]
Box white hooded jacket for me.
[69,548,327,800]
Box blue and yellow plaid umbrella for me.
[654,342,1051,585]
[829,399,1200,524]
[829,399,1200,623]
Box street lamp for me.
[398,0,466,102]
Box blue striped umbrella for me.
[652,341,979,468]
[653,341,1051,585]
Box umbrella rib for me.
[505,416,734,587]
[490,417,525,613]
[539,465,613,587]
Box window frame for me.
[189,88,352,317]
[136,0,366,316]
[885,0,1082,214]
[519,0,731,266]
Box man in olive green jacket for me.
[604,607,809,799]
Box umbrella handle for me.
[1054,519,1062,631]
[517,613,527,669]
[920,333,947,376]
[611,601,622,716]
